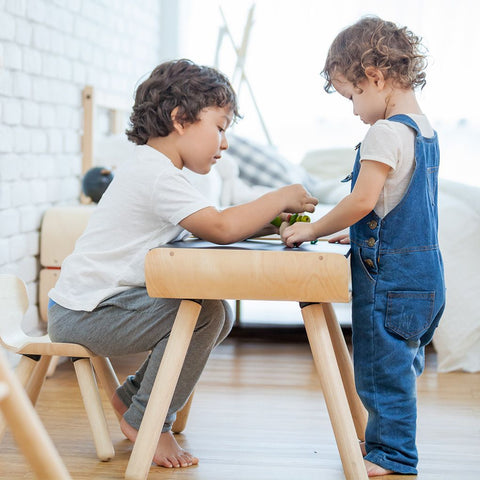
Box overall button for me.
[368,220,378,230]
[364,258,374,268]
[367,237,376,247]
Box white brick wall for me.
[0,0,165,335]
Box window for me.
[176,0,480,186]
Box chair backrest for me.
[0,275,31,350]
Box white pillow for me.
[433,190,480,372]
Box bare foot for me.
[120,417,198,468]
[364,459,394,477]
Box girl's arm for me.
[180,184,318,245]
[282,160,390,247]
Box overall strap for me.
[387,114,421,135]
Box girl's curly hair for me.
[322,16,428,93]
[126,59,240,145]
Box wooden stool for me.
[126,239,368,480]
[0,274,118,462]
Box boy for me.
[48,59,317,468]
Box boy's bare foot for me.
[364,459,394,477]
[120,417,198,468]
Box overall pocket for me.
[385,290,435,340]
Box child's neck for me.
[385,88,422,118]
[147,136,183,170]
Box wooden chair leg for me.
[301,303,368,480]
[15,354,39,386]
[91,356,122,421]
[0,354,39,442]
[25,355,52,406]
[72,358,114,462]
[323,303,367,441]
[0,351,71,479]
[46,355,61,377]
[172,390,195,434]
[125,299,202,480]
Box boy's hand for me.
[281,222,317,248]
[281,184,318,214]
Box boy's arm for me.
[180,184,318,245]
[282,160,390,247]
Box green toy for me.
[270,213,310,228]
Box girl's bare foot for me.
[120,417,198,468]
[364,459,394,477]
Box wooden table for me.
[125,239,368,480]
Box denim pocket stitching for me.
[385,290,435,340]
[355,247,376,284]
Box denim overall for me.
[350,114,445,474]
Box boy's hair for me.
[322,16,427,93]
[126,59,240,145]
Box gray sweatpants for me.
[48,287,233,432]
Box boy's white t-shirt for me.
[360,113,434,218]
[49,144,213,311]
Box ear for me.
[364,66,385,89]
[171,107,185,135]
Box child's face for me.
[176,106,233,174]
[332,73,388,125]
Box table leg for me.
[125,299,202,480]
[301,303,368,480]
[323,303,367,441]
[172,390,195,433]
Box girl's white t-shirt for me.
[360,114,434,218]
[49,145,212,311]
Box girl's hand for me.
[281,222,317,248]
[328,233,350,244]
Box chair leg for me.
[15,354,39,387]
[323,303,367,441]
[0,354,40,442]
[91,356,122,420]
[0,351,71,479]
[72,358,114,462]
[301,303,368,480]
[25,355,52,406]
[172,390,195,434]
[46,355,61,377]
[125,299,202,480]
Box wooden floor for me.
[1,337,479,480]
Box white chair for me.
[0,274,120,462]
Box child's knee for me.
[221,300,235,330]
[197,299,233,333]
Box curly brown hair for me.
[322,16,427,93]
[126,59,240,145]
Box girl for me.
[282,16,445,476]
